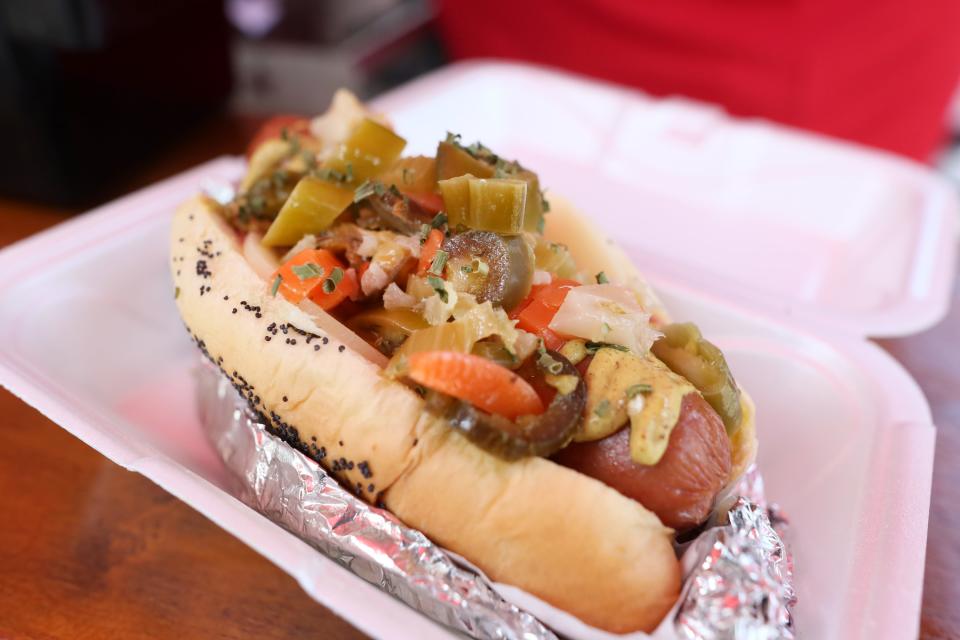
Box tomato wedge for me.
[511,277,580,350]
[407,351,545,419]
[271,248,357,310]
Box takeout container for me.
[0,62,955,639]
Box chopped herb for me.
[536,214,546,234]
[627,383,653,398]
[288,134,301,155]
[270,274,282,297]
[537,349,564,375]
[584,341,629,354]
[302,150,318,170]
[322,267,344,293]
[427,275,448,302]
[493,157,519,179]
[419,223,431,244]
[315,167,350,183]
[444,131,462,145]
[291,263,325,281]
[594,399,611,418]
[429,212,448,229]
[596,271,609,284]
[271,169,288,188]
[353,179,379,203]
[602,322,612,334]
[540,188,551,213]
[465,140,495,160]
[460,264,473,274]
[248,194,266,215]
[429,249,448,276]
[174,286,180,299]
[345,163,354,182]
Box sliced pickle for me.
[443,231,534,311]
[468,178,527,233]
[514,169,544,234]
[346,308,429,356]
[425,350,585,459]
[261,176,354,246]
[651,322,743,435]
[436,141,495,180]
[323,118,406,184]
[439,176,528,234]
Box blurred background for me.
[2,0,959,206]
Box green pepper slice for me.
[651,322,743,435]
[323,118,406,184]
[261,176,354,246]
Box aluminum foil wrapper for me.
[197,365,554,640]
[675,471,797,640]
[197,364,795,640]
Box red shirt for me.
[436,0,960,161]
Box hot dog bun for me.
[172,195,681,632]
[172,189,757,633]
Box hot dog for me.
[554,392,732,530]
[170,89,757,633]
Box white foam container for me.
[0,62,955,639]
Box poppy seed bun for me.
[172,192,755,632]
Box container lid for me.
[374,61,959,338]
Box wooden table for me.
[0,116,957,639]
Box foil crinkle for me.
[198,364,795,639]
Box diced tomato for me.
[512,277,580,349]
[417,228,445,275]
[403,190,445,215]
[575,354,594,379]
[271,248,355,311]
[246,115,311,159]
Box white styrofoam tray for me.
[1,62,955,639]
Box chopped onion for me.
[513,329,540,362]
[392,233,422,258]
[421,282,459,326]
[281,234,318,263]
[361,261,390,296]
[628,276,671,326]
[243,232,280,281]
[548,284,661,354]
[383,283,417,310]
[355,230,381,258]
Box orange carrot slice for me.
[407,351,545,419]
